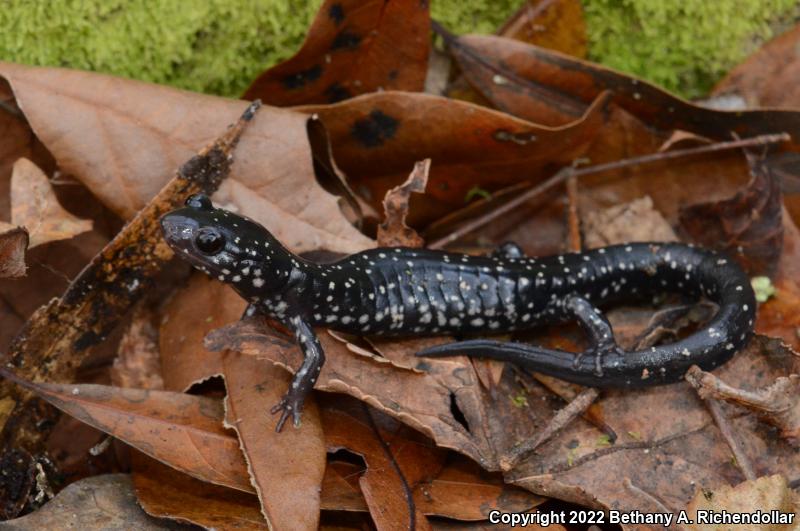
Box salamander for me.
[160,194,757,431]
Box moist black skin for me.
[161,194,757,431]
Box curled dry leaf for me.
[221,351,326,531]
[244,0,430,105]
[321,406,441,531]
[439,34,800,145]
[376,158,429,247]
[686,365,800,447]
[582,196,678,249]
[506,335,800,517]
[0,225,28,278]
[0,63,370,254]
[0,101,261,478]
[680,156,783,276]
[159,274,247,392]
[713,23,800,109]
[0,474,175,531]
[206,319,499,470]
[446,0,588,112]
[0,79,54,220]
[413,455,544,520]
[322,458,543,521]
[132,453,267,531]
[685,474,799,530]
[206,314,574,477]
[299,90,610,228]
[497,0,587,58]
[161,276,325,529]
[10,158,92,248]
[0,368,253,494]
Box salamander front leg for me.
[271,315,325,432]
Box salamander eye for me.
[195,228,225,255]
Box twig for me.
[500,387,599,471]
[565,174,581,252]
[623,478,682,524]
[705,399,756,480]
[429,132,791,249]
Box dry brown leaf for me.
[132,453,267,530]
[685,474,800,530]
[414,455,544,520]
[0,474,176,531]
[686,366,800,448]
[322,406,441,531]
[159,274,247,392]
[506,336,800,519]
[757,217,800,350]
[244,0,430,105]
[298,90,610,229]
[0,368,253,494]
[681,156,783,276]
[0,79,54,221]
[221,351,326,530]
[377,159,429,247]
[0,103,260,494]
[0,63,370,254]
[10,158,92,248]
[713,23,800,109]
[111,305,163,390]
[0,225,27,278]
[582,196,678,249]
[497,0,587,58]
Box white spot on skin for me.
[253,277,265,288]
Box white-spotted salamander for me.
[161,194,757,431]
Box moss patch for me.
[0,1,796,98]
[0,0,322,97]
[583,0,798,98]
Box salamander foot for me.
[270,390,304,432]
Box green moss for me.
[583,0,798,98]
[0,0,322,97]
[0,0,795,99]
[430,0,519,35]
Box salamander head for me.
[160,194,292,289]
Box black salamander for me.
[161,194,757,431]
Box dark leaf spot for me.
[351,110,399,148]
[331,30,361,51]
[328,3,345,24]
[324,83,352,103]
[281,64,323,90]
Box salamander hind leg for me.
[563,294,624,377]
[415,295,626,385]
[272,316,325,432]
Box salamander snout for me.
[184,193,213,210]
